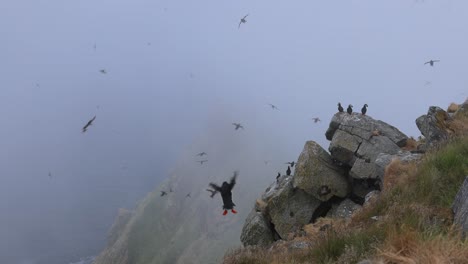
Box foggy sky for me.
[1,0,468,263]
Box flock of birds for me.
[75,11,443,215]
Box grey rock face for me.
[293,141,350,201]
[327,199,362,219]
[326,113,408,147]
[240,209,275,247]
[267,176,321,239]
[326,113,408,182]
[350,158,377,179]
[452,176,468,238]
[416,106,450,143]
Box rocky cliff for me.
[240,101,468,248]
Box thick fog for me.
[1,0,467,263]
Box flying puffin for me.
[238,14,249,29]
[424,60,440,67]
[361,104,368,115]
[208,171,238,215]
[232,123,244,130]
[347,105,353,115]
[82,116,96,133]
[338,103,344,113]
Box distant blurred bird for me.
[208,171,238,215]
[206,189,217,198]
[99,69,107,74]
[347,105,353,114]
[285,161,295,167]
[196,152,207,157]
[232,123,244,130]
[186,193,191,198]
[312,117,321,123]
[361,104,368,115]
[82,116,96,133]
[424,81,432,86]
[286,166,291,176]
[264,160,270,165]
[160,191,167,197]
[268,103,279,110]
[338,102,344,113]
[238,14,249,29]
[424,60,440,66]
[197,160,208,165]
[48,172,52,179]
[276,172,281,183]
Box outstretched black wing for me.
[228,171,238,190]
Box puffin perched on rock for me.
[338,103,344,113]
[361,104,368,115]
[347,104,353,114]
[286,166,291,176]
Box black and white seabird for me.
[286,166,291,176]
[285,161,295,167]
[185,193,191,198]
[347,104,353,115]
[196,152,207,157]
[99,69,107,74]
[82,116,96,133]
[424,60,440,67]
[208,171,238,215]
[361,104,368,115]
[338,103,344,113]
[160,191,167,197]
[276,172,281,183]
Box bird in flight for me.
[312,117,321,123]
[232,123,244,130]
[82,116,96,133]
[238,14,249,29]
[197,160,208,165]
[285,161,295,167]
[196,152,207,157]
[206,189,217,198]
[160,191,167,197]
[424,60,440,66]
[186,193,191,198]
[268,103,279,110]
[99,69,107,74]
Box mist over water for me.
[1,0,468,263]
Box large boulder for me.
[416,106,450,143]
[327,198,362,219]
[240,209,275,247]
[374,151,423,183]
[326,113,408,169]
[293,141,350,201]
[266,175,321,239]
[452,176,468,238]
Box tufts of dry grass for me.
[376,228,468,264]
[402,137,418,151]
[448,103,460,113]
[382,159,417,191]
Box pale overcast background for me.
[1,0,467,263]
